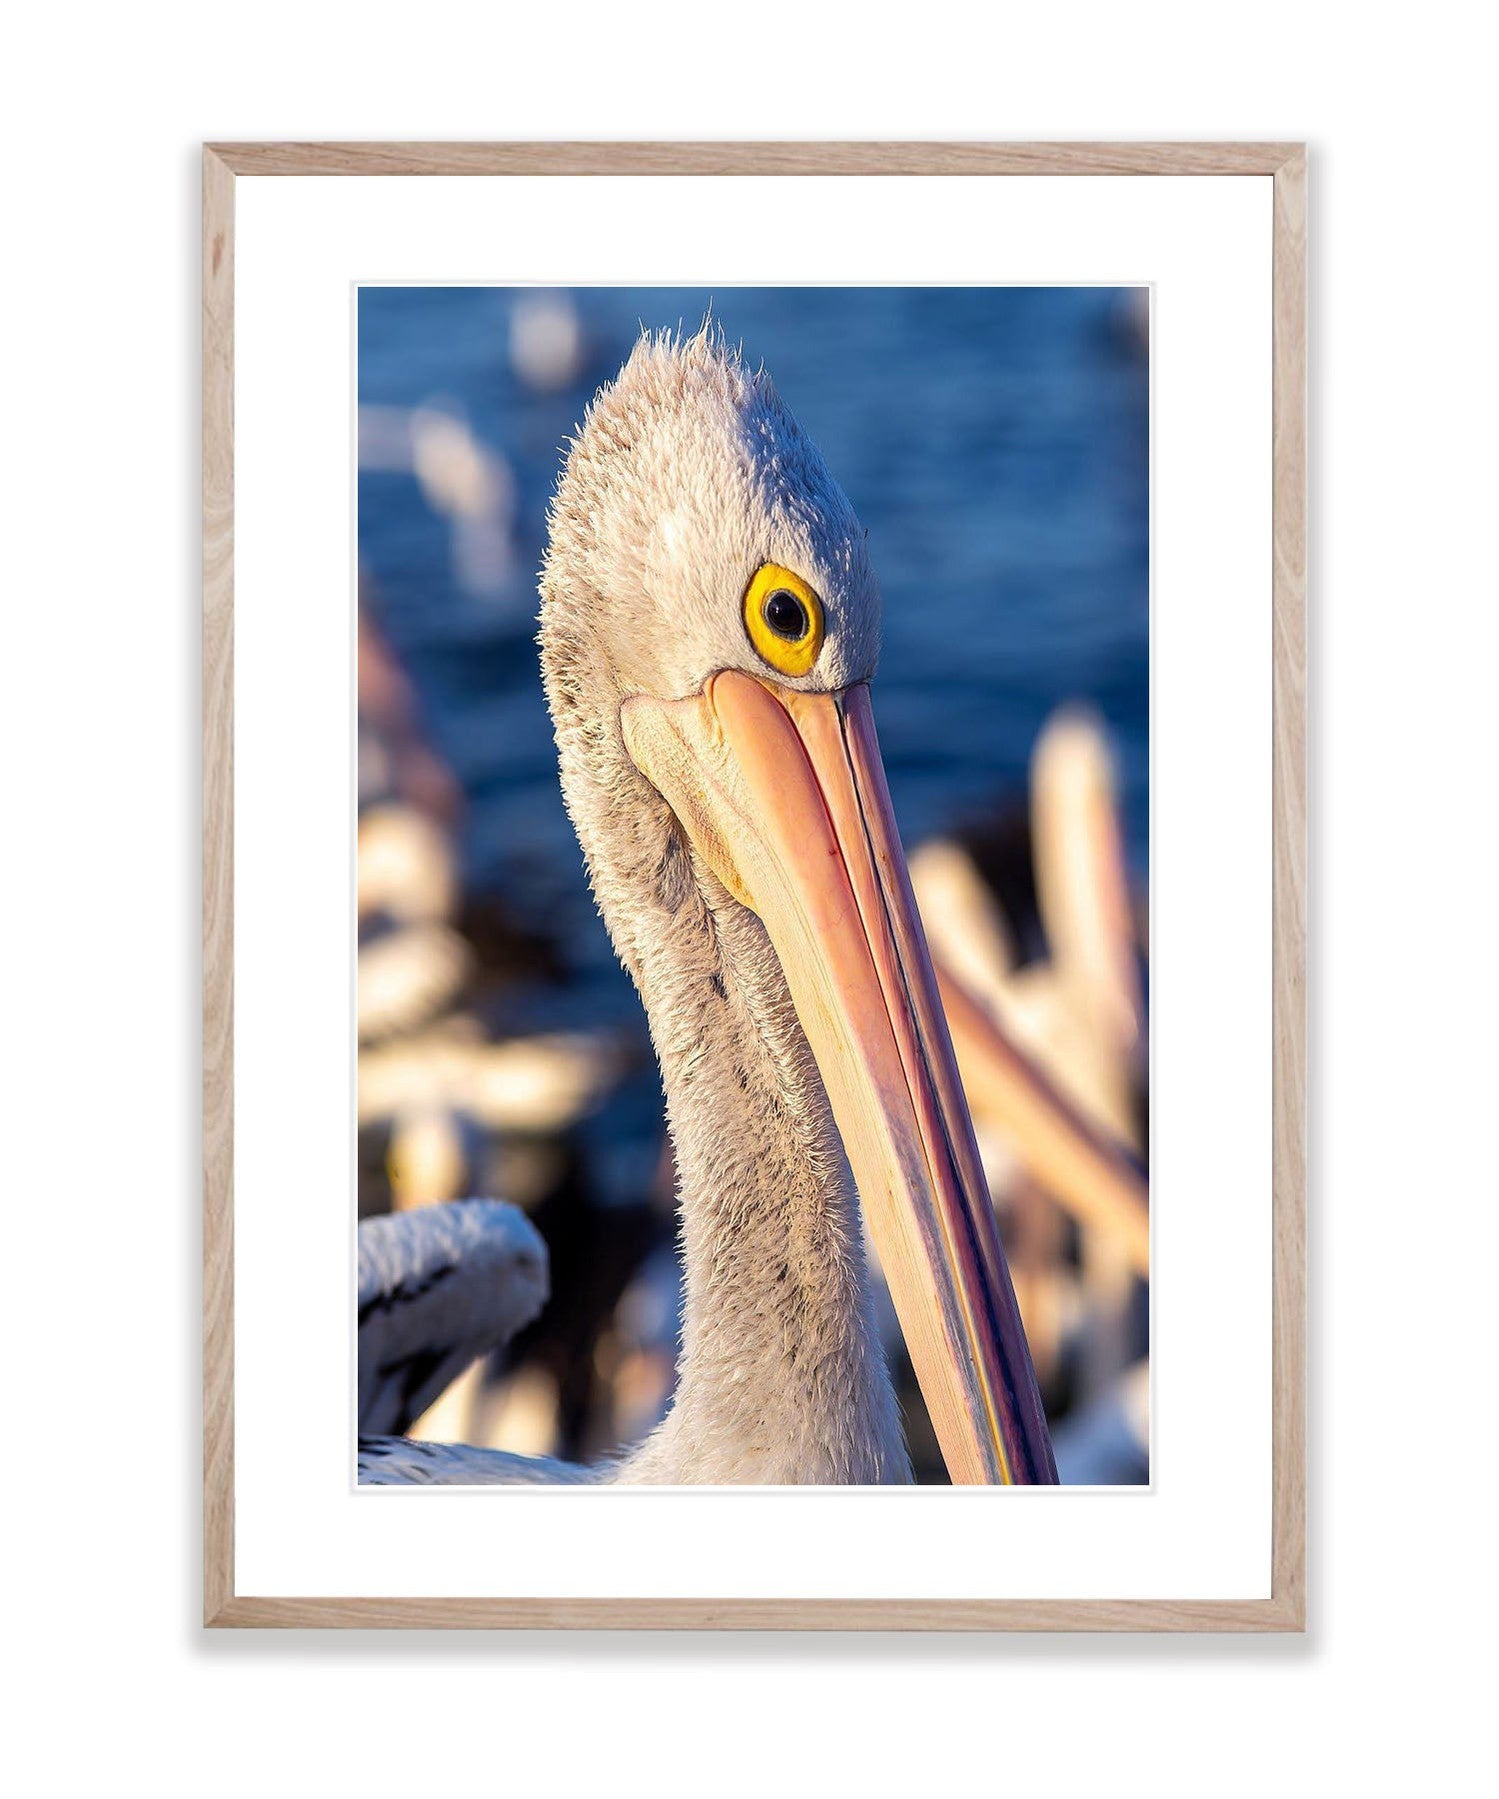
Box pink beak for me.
[623,671,1057,1484]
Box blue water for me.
[358,284,1148,1049]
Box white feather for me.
[357,1198,548,1438]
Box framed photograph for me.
[203,141,1306,1629]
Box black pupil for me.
[763,588,808,641]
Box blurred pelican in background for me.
[358,404,521,604]
[911,707,1149,1466]
[508,290,587,393]
[358,1199,549,1438]
[358,802,458,926]
[911,710,1148,1267]
[354,592,633,1453]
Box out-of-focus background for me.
[356,286,1150,1482]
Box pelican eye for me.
[742,563,824,678]
[764,588,807,640]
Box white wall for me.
[5,6,1490,1792]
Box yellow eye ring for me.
[742,564,824,678]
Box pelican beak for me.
[622,671,1057,1484]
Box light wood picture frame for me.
[203,140,1306,1630]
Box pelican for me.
[911,713,1151,1275]
[356,921,472,1044]
[358,802,458,926]
[358,1024,622,1141]
[360,327,1058,1486]
[357,1198,549,1438]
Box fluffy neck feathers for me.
[616,866,908,1484]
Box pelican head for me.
[540,327,1053,1483]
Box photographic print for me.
[353,286,1150,1487]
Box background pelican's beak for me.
[622,670,1058,1484]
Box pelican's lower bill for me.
[622,672,1057,1484]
